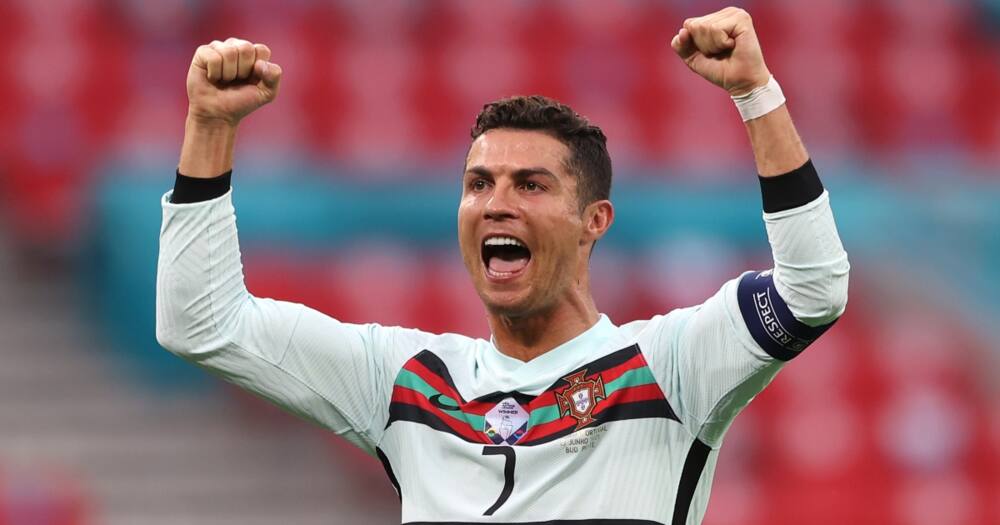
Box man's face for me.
[458,129,603,318]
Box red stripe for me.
[400,360,501,416]
[460,398,495,415]
[594,383,666,414]
[521,383,667,443]
[390,386,488,443]
[523,355,651,413]
[402,359,466,403]
[598,353,648,385]
[401,360,501,416]
[398,353,659,422]
[526,392,559,412]
[520,413,576,443]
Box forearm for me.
[744,103,847,325]
[763,189,850,327]
[177,115,238,179]
[155,190,258,356]
[744,104,809,177]
[155,190,304,374]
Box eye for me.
[521,181,541,192]
[470,179,489,191]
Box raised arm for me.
[671,7,848,327]
[157,40,429,453]
[637,8,850,447]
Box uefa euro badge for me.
[484,397,529,445]
[555,369,606,430]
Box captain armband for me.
[736,270,835,361]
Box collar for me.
[478,314,617,394]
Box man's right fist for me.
[186,38,282,126]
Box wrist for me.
[727,71,771,97]
[185,111,240,135]
[179,114,238,179]
[731,75,785,122]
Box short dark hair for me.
[471,95,612,210]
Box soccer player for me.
[156,7,848,524]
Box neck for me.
[488,289,600,362]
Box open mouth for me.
[481,235,532,279]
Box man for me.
[157,7,849,524]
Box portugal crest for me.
[555,369,606,430]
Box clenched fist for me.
[186,38,283,126]
[671,7,770,97]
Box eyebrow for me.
[465,166,558,181]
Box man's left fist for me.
[671,7,770,97]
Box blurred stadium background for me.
[1,0,999,524]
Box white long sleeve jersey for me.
[156,189,849,525]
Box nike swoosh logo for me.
[429,394,461,411]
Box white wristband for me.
[731,75,785,122]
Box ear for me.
[582,199,614,244]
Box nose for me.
[484,182,519,221]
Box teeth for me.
[484,236,525,248]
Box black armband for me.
[758,159,823,213]
[171,170,232,204]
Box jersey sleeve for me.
[155,189,430,454]
[638,190,849,448]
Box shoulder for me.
[419,330,488,354]
[356,323,478,347]
[613,275,749,354]
[374,326,485,364]
[617,305,698,346]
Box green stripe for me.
[395,369,443,399]
[395,366,660,432]
[463,412,485,430]
[527,367,659,427]
[394,370,485,429]
[606,367,658,395]
[527,404,562,426]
